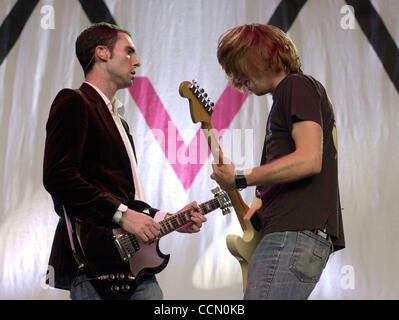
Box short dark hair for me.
[75,22,131,75]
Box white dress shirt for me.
[85,82,167,223]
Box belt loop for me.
[329,236,334,253]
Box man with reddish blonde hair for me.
[212,24,345,300]
[217,24,302,88]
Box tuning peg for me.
[206,102,215,114]
[201,96,208,105]
[191,80,200,93]
[211,187,220,195]
[222,208,231,215]
[205,100,213,110]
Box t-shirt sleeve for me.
[282,75,322,131]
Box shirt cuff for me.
[112,203,128,224]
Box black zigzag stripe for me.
[346,0,399,93]
[268,0,307,32]
[78,0,116,24]
[0,0,39,65]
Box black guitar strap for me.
[62,205,86,271]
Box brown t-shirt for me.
[258,72,345,250]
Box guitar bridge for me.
[113,233,140,261]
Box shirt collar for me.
[85,81,125,116]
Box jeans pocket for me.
[289,231,330,283]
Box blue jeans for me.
[244,230,331,300]
[70,273,163,300]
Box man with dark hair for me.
[211,24,345,299]
[43,22,207,300]
[75,23,132,75]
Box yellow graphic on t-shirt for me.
[328,95,338,160]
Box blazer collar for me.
[79,82,104,104]
[78,82,134,185]
[80,82,126,117]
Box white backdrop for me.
[0,0,398,300]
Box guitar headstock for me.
[212,187,232,215]
[179,80,215,126]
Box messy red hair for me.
[217,24,302,89]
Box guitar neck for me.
[179,80,250,232]
[158,198,220,238]
[201,123,250,231]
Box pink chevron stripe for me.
[211,84,248,131]
[129,77,247,190]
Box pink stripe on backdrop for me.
[129,77,247,190]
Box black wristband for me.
[235,173,247,190]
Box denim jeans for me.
[244,230,331,300]
[70,273,163,300]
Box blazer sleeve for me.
[43,89,120,222]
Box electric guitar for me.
[179,80,262,291]
[71,188,232,298]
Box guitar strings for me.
[117,197,223,256]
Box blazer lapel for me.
[78,83,134,184]
[120,118,137,161]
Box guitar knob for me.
[111,285,120,293]
[222,208,231,215]
[108,274,115,281]
[117,273,125,280]
[122,284,131,292]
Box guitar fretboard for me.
[114,193,231,261]
[159,198,220,237]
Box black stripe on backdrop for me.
[0,0,39,65]
[268,0,307,32]
[79,0,307,34]
[78,0,116,24]
[346,0,399,93]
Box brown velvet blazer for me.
[43,83,139,289]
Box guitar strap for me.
[62,205,86,271]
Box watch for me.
[112,204,128,225]
[235,171,247,190]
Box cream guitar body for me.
[225,197,262,290]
